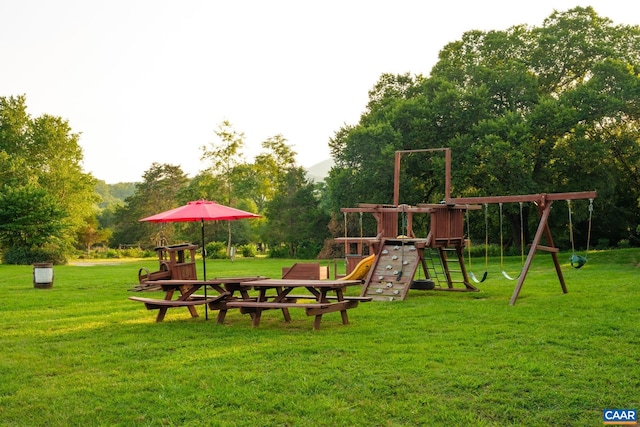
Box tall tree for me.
[112,163,188,248]
[200,120,246,205]
[265,167,329,258]
[0,185,67,263]
[235,134,297,212]
[0,95,97,263]
[200,120,248,255]
[327,7,640,247]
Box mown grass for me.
[0,250,638,426]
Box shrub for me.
[268,245,289,259]
[239,244,257,258]
[205,241,227,259]
[104,249,120,259]
[617,239,631,249]
[295,242,322,259]
[120,247,145,258]
[596,238,610,250]
[1,245,67,265]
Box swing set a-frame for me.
[336,148,597,305]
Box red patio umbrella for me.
[140,199,260,318]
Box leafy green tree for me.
[200,120,254,255]
[111,163,189,248]
[0,95,97,262]
[29,113,98,241]
[77,214,112,256]
[200,120,246,205]
[0,185,67,264]
[265,167,329,258]
[327,7,640,247]
[235,134,296,213]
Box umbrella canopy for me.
[140,200,260,318]
[140,199,261,223]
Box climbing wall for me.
[362,239,422,301]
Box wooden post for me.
[394,148,452,206]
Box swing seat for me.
[571,254,587,269]
[501,270,521,281]
[469,271,488,283]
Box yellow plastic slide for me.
[339,254,376,281]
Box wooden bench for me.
[225,299,361,329]
[282,295,372,302]
[226,301,332,310]
[129,293,228,322]
[128,296,211,309]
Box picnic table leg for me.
[335,288,350,325]
[216,309,228,324]
[312,289,329,330]
[313,314,323,330]
[156,288,176,322]
[178,285,200,318]
[250,288,271,327]
[156,308,169,322]
[275,287,291,323]
[252,309,263,327]
[238,288,257,321]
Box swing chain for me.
[586,198,593,256]
[519,202,524,264]
[568,200,575,253]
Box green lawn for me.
[0,250,638,426]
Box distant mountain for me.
[95,180,136,208]
[305,158,334,182]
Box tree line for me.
[1,7,639,264]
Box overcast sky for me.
[2,1,639,183]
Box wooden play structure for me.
[336,203,480,301]
[335,148,597,305]
[134,243,198,290]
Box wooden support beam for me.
[509,200,567,305]
[448,191,597,205]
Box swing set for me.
[452,192,597,304]
[466,198,595,285]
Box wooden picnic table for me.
[129,277,263,322]
[224,278,371,330]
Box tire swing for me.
[567,198,593,269]
[499,202,525,281]
[465,203,489,283]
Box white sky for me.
[2,1,639,183]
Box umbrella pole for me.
[201,219,208,320]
